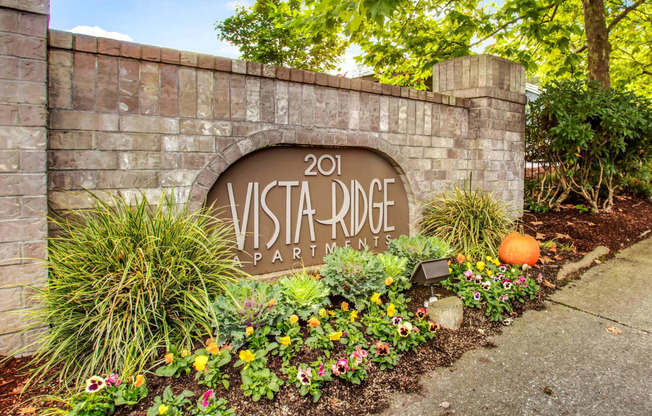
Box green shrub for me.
[527,79,652,211]
[421,182,513,259]
[213,280,285,348]
[278,272,330,319]
[622,177,652,198]
[386,235,452,278]
[619,161,652,198]
[320,246,386,309]
[29,191,242,385]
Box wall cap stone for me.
[47,29,470,109]
[0,0,49,15]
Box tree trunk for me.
[582,0,611,88]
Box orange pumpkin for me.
[499,232,540,266]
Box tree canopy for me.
[217,0,652,95]
[215,0,347,72]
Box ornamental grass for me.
[27,191,243,385]
[420,180,514,259]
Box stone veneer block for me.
[48,29,72,49]
[97,37,120,56]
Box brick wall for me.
[433,55,526,210]
[0,0,49,354]
[46,29,479,227]
[0,9,526,354]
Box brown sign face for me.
[206,146,410,275]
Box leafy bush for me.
[421,182,513,259]
[443,257,541,322]
[320,246,386,309]
[30,191,242,384]
[386,235,452,278]
[51,373,148,416]
[286,362,332,403]
[192,393,235,416]
[278,272,330,319]
[194,349,232,390]
[619,161,652,198]
[234,348,284,401]
[146,386,194,416]
[213,280,285,347]
[527,79,652,211]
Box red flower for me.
[428,321,441,332]
[376,342,390,356]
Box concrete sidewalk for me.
[382,238,652,416]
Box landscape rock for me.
[556,245,609,280]
[426,296,463,330]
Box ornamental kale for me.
[321,246,386,309]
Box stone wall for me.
[433,55,526,208]
[0,0,49,354]
[46,29,478,224]
[0,2,526,354]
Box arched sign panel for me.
[206,146,410,275]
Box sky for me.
[49,0,366,76]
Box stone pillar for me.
[433,55,526,212]
[0,0,49,354]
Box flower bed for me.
[40,234,545,416]
[3,195,652,416]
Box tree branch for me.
[608,0,646,31]
[469,15,524,48]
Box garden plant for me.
[421,179,515,258]
[27,191,243,385]
[526,79,652,212]
[28,191,551,416]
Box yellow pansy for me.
[493,259,500,266]
[341,302,349,311]
[387,303,397,317]
[318,309,328,317]
[370,292,382,305]
[246,326,254,336]
[159,404,169,415]
[239,349,256,363]
[289,314,299,324]
[349,310,358,322]
[193,355,209,371]
[280,336,291,346]
[329,331,343,341]
[487,270,493,277]
[476,261,485,271]
[385,277,394,286]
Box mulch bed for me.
[1,194,651,416]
